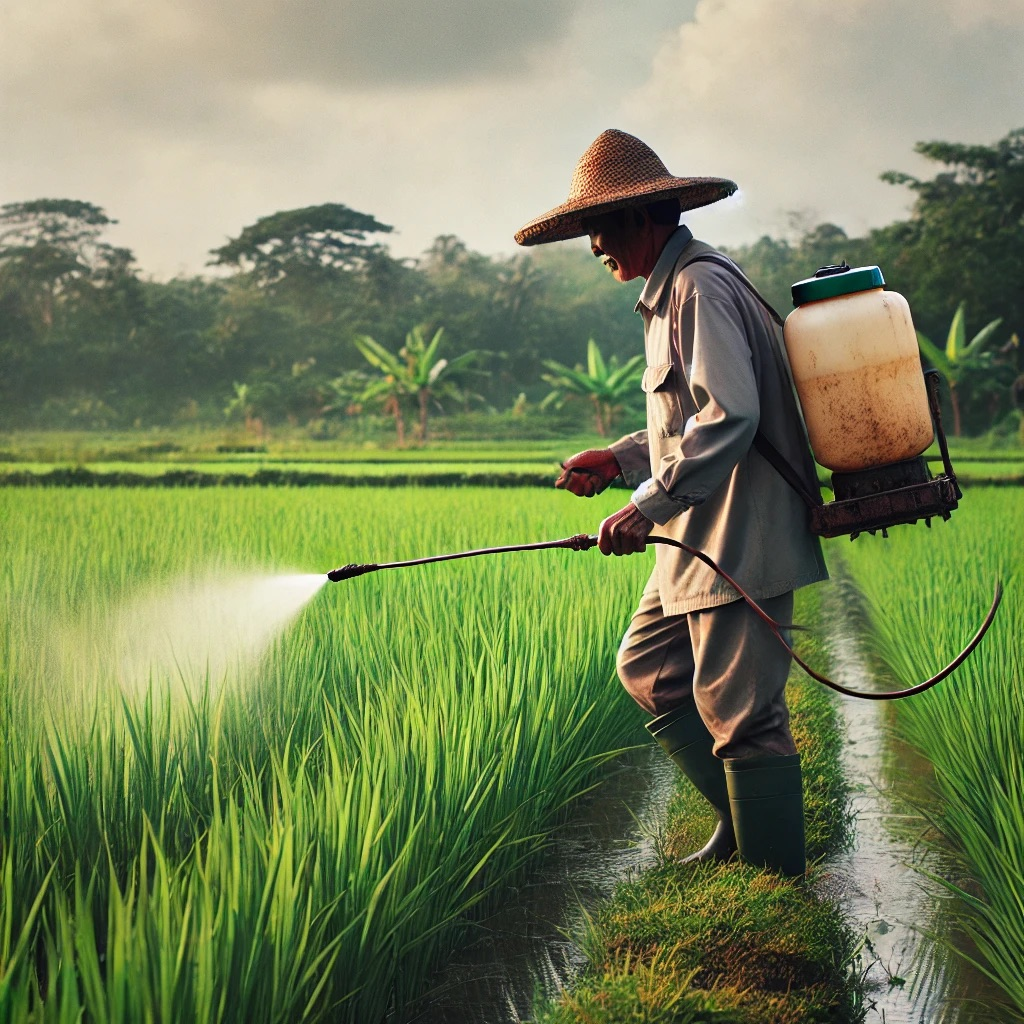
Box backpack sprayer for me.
[326,263,1004,700]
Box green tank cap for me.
[791,263,885,306]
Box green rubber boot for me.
[647,705,736,864]
[724,753,806,877]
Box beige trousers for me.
[616,572,797,760]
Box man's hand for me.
[598,502,654,556]
[555,448,622,497]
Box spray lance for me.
[326,532,1002,702]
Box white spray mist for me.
[53,571,327,704]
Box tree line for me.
[1,128,1022,438]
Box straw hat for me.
[514,129,737,246]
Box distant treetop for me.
[208,203,393,285]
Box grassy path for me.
[529,587,864,1024]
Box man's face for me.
[585,211,646,283]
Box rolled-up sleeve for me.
[630,293,760,525]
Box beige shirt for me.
[609,226,828,615]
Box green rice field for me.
[2,470,1021,1023]
[0,486,651,1022]
[2,434,1021,489]
[836,488,1024,1016]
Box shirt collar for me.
[635,225,694,314]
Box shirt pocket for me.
[641,362,684,439]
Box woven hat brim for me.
[514,176,737,247]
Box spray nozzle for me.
[326,563,380,582]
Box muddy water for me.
[816,582,1013,1023]
[410,744,678,1024]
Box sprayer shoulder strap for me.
[680,250,822,510]
[679,250,787,327]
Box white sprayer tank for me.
[783,264,934,473]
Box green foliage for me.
[541,338,645,436]
[222,382,260,429]
[873,127,1024,343]
[207,203,393,284]
[222,360,323,432]
[350,326,484,443]
[0,199,143,416]
[4,126,1024,438]
[0,486,650,1021]
[535,954,747,1023]
[133,276,227,419]
[917,301,1003,373]
[916,302,1005,436]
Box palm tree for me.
[541,339,645,436]
[353,326,482,444]
[917,302,1003,437]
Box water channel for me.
[815,579,1014,1024]
[410,578,1014,1023]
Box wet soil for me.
[814,580,1014,1024]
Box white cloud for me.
[625,0,1024,245]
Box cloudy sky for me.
[3,0,1023,278]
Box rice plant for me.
[0,486,651,1022]
[834,489,1024,1015]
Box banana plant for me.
[223,381,269,438]
[353,326,483,444]
[541,338,645,436]
[916,302,1003,437]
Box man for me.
[514,129,828,876]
